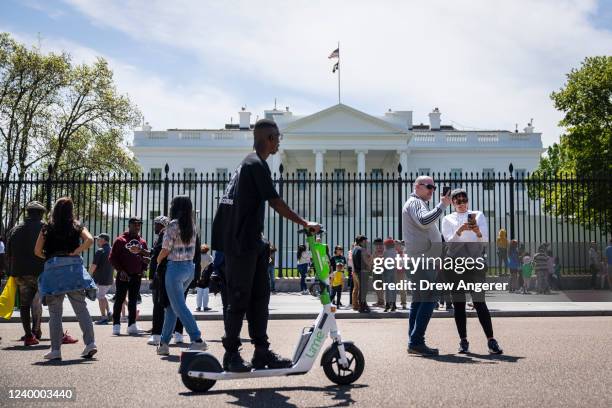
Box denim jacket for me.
[38,256,97,297]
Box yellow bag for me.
[0,276,18,319]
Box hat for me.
[383,238,395,246]
[154,215,169,226]
[451,188,468,199]
[355,235,368,244]
[95,233,110,241]
[128,217,143,224]
[26,201,46,211]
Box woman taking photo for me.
[34,197,97,361]
[441,188,503,355]
[156,195,207,355]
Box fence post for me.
[508,163,515,240]
[277,164,284,278]
[163,163,170,216]
[397,163,403,240]
[46,164,53,211]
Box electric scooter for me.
[178,228,365,393]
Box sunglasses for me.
[454,198,468,204]
[418,183,436,191]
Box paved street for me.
[1,316,611,407]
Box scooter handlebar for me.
[298,227,325,236]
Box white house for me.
[130,103,544,181]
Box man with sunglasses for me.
[212,119,321,372]
[402,175,451,356]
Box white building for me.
[131,104,544,181]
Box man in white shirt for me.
[441,188,503,355]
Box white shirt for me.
[441,210,488,243]
[298,250,311,265]
[201,253,213,272]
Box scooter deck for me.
[188,366,308,380]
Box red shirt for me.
[109,232,148,275]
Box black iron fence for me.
[1,163,610,277]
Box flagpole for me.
[337,41,341,104]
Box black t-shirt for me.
[42,223,83,258]
[211,152,279,255]
[92,244,113,285]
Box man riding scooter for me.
[211,118,321,372]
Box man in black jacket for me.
[6,201,46,346]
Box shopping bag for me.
[0,276,18,319]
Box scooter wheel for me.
[321,342,365,385]
[181,354,219,393]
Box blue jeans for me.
[297,263,308,291]
[161,260,201,345]
[408,268,437,347]
[268,264,275,291]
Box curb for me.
[3,309,611,323]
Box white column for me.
[314,149,326,219]
[355,150,368,224]
[398,149,410,176]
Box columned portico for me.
[355,149,368,222]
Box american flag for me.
[328,48,339,59]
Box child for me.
[521,252,533,294]
[331,262,345,307]
[196,244,213,312]
[533,244,550,294]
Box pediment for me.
[280,104,405,134]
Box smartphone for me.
[442,186,451,196]
[467,213,476,226]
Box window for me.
[183,168,196,190]
[450,168,462,188]
[216,168,228,191]
[482,168,495,190]
[296,168,307,190]
[418,168,431,176]
[371,168,383,190]
[150,168,162,190]
[515,168,526,191]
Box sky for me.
[1,0,612,148]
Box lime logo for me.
[305,329,325,358]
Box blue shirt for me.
[606,245,612,265]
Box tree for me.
[532,56,612,234]
[0,32,141,232]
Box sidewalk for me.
[3,290,611,323]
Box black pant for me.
[452,295,494,339]
[113,275,142,325]
[151,288,184,335]
[331,285,343,306]
[222,241,271,353]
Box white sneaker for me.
[147,334,161,345]
[81,342,98,358]
[127,323,139,335]
[156,343,170,356]
[112,324,121,335]
[189,340,208,351]
[43,350,62,360]
[173,332,185,343]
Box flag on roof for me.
[328,48,339,59]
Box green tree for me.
[533,56,612,234]
[0,32,141,231]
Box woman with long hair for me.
[496,228,509,276]
[34,197,97,360]
[156,195,207,355]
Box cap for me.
[355,235,368,244]
[383,238,395,246]
[128,217,143,224]
[26,201,46,211]
[95,233,110,241]
[153,215,169,226]
[451,188,468,199]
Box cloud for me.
[20,1,612,146]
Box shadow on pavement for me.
[427,353,525,364]
[32,359,95,366]
[180,384,368,407]
[161,355,180,363]
[3,345,50,351]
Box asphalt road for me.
[1,316,611,408]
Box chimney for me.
[238,107,251,129]
[428,107,441,130]
[523,119,534,134]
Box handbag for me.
[0,276,18,319]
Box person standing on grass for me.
[35,197,97,361]
[90,233,113,324]
[109,217,149,336]
[6,201,46,346]
[156,196,207,356]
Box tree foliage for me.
[533,56,612,234]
